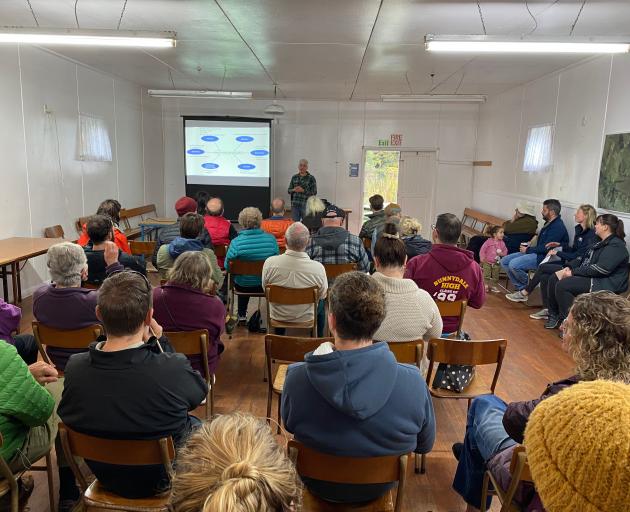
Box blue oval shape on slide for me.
[250,149,269,156]
[236,136,254,142]
[201,163,219,169]
[187,148,205,155]
[238,164,256,170]
[201,135,219,142]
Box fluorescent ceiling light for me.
[425,35,630,54]
[0,28,175,48]
[148,90,252,99]
[381,94,486,104]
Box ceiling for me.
[2,0,630,100]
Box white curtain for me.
[79,114,112,162]
[523,124,554,173]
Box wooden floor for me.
[20,289,573,512]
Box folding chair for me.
[435,300,467,338]
[480,445,533,512]
[165,329,214,418]
[288,440,409,512]
[59,424,174,512]
[129,240,158,272]
[265,285,319,337]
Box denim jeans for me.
[500,252,538,291]
[291,205,305,222]
[452,395,516,509]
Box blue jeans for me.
[291,205,304,222]
[500,252,537,291]
[452,395,516,509]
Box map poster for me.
[598,132,630,213]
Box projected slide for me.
[184,119,270,187]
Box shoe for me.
[545,316,560,329]
[237,315,247,325]
[529,308,549,320]
[491,287,501,293]
[452,442,463,461]
[505,290,528,302]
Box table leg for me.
[11,261,19,304]
[345,213,349,230]
[16,261,22,303]
[140,225,146,241]
[1,265,8,303]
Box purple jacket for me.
[0,299,21,345]
[152,283,226,375]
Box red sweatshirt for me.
[404,244,486,333]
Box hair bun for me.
[221,461,260,481]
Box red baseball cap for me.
[175,196,197,216]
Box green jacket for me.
[156,245,224,287]
[503,215,538,235]
[359,210,386,239]
[0,341,54,462]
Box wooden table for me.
[138,218,177,240]
[0,237,64,303]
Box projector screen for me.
[183,116,272,220]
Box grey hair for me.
[285,222,310,251]
[47,242,87,287]
[238,207,263,229]
[299,158,308,166]
[270,198,285,215]
[305,196,325,217]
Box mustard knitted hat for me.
[524,380,630,512]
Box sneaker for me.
[529,308,549,320]
[451,442,463,461]
[545,315,560,329]
[505,290,528,302]
[237,315,247,325]
[491,286,501,293]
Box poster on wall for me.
[598,132,630,213]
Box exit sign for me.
[378,139,389,146]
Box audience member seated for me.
[502,202,539,254]
[261,197,294,249]
[400,216,432,258]
[204,197,238,268]
[371,202,402,254]
[282,271,435,504]
[359,194,386,241]
[0,298,38,364]
[405,213,485,334]
[306,203,370,276]
[77,199,131,254]
[507,204,597,310]
[524,380,630,512]
[545,214,629,331]
[84,214,145,285]
[195,190,210,216]
[152,196,212,266]
[479,226,508,293]
[33,242,121,370]
[58,271,208,499]
[301,195,327,234]
[170,412,301,512]
[153,251,226,375]
[225,207,279,323]
[371,223,442,375]
[451,291,630,512]
[501,199,569,292]
[156,212,223,286]
[262,222,328,336]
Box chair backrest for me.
[265,335,332,364]
[265,285,318,306]
[119,204,157,230]
[129,240,157,257]
[362,237,371,250]
[509,445,532,482]
[386,340,424,368]
[323,262,357,280]
[32,322,103,364]
[229,259,265,276]
[44,225,64,239]
[213,244,228,259]
[425,338,507,392]
[164,330,210,381]
[436,300,467,336]
[288,440,408,511]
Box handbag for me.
[247,310,266,333]
[431,331,476,393]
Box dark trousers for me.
[547,275,591,320]
[525,263,563,307]
[14,334,38,365]
[235,284,264,317]
[274,300,326,337]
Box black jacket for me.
[556,225,596,262]
[84,244,146,285]
[568,234,629,293]
[151,220,213,266]
[404,235,432,259]
[58,337,207,498]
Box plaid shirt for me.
[288,172,317,210]
[306,227,370,273]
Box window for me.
[362,150,400,220]
[79,114,112,162]
[523,124,554,173]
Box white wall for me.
[473,53,630,234]
[0,45,164,297]
[162,98,479,233]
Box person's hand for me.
[555,268,572,281]
[28,361,58,385]
[546,242,560,248]
[547,249,557,256]
[519,244,527,253]
[294,186,304,193]
[144,318,163,341]
[496,249,503,255]
[103,241,119,267]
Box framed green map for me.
[598,132,630,213]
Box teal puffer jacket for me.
[225,229,279,287]
[0,341,54,462]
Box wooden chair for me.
[288,440,409,512]
[362,237,372,251]
[226,259,266,318]
[165,330,214,418]
[119,204,157,240]
[130,240,158,272]
[265,285,319,337]
[435,300,467,337]
[0,432,55,512]
[460,208,507,247]
[265,335,333,431]
[323,262,357,281]
[32,322,103,376]
[480,445,532,512]
[44,225,64,239]
[58,424,175,512]
[213,244,228,261]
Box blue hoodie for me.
[168,237,204,259]
[282,342,435,503]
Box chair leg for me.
[420,453,426,474]
[209,377,215,417]
[276,394,282,435]
[414,453,420,474]
[45,452,56,512]
[266,389,273,420]
[480,471,490,512]
[9,474,18,512]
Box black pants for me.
[547,275,591,320]
[235,284,264,317]
[525,263,563,307]
[14,334,38,365]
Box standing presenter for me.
[288,158,317,221]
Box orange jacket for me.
[77,224,131,254]
[261,217,293,249]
